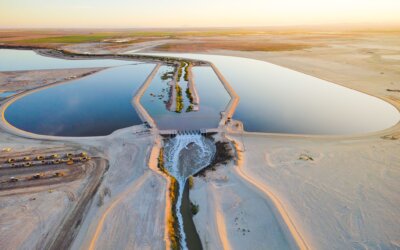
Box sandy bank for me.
[191,39,400,249]
[0,68,103,94]
[1,33,399,249]
[0,64,169,249]
[227,133,400,249]
[187,63,200,109]
[190,162,300,250]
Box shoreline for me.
[187,63,200,109]
[132,63,161,129]
[210,49,400,139]
[232,139,309,250]
[2,47,397,140]
[0,46,399,249]
[189,49,400,249]
[0,45,210,66]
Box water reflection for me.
[139,53,400,135]
[0,49,133,72]
[141,65,231,130]
[5,64,155,136]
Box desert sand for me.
[187,33,400,249]
[0,64,168,249]
[0,30,399,249]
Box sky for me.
[1,0,400,28]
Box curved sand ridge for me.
[128,52,307,249]
[2,47,399,249]
[0,50,312,250]
[233,144,310,250]
[0,51,169,249]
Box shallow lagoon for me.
[139,52,400,135]
[141,65,231,130]
[0,49,133,71]
[2,49,399,136]
[4,64,155,136]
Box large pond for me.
[4,64,155,136]
[2,49,399,136]
[137,52,400,135]
[0,49,133,71]
[140,65,231,130]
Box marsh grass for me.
[188,176,194,189]
[175,84,184,113]
[190,202,199,215]
[157,148,181,250]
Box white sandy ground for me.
[0,180,83,250]
[0,124,167,250]
[228,133,400,249]
[188,36,400,250]
[1,34,400,249]
[71,128,167,250]
[0,132,106,250]
[0,67,167,249]
[0,68,104,93]
[190,163,297,250]
[0,68,102,249]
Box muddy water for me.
[163,133,215,249]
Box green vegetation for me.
[185,104,194,113]
[168,178,181,250]
[177,64,183,80]
[185,88,194,104]
[175,84,184,113]
[183,62,190,81]
[157,148,181,250]
[177,61,189,80]
[161,70,174,81]
[170,61,194,113]
[190,202,199,215]
[180,61,196,113]
[157,148,166,172]
[188,176,194,189]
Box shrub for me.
[175,84,184,113]
[185,88,194,104]
[190,202,199,215]
[188,176,194,189]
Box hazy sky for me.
[1,0,400,28]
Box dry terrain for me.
[0,28,399,249]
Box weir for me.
[163,133,216,249]
[177,130,201,135]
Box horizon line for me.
[1,22,400,31]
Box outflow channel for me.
[163,132,215,249]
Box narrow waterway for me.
[163,133,215,249]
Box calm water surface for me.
[138,52,400,135]
[3,49,399,136]
[0,49,134,71]
[141,65,231,130]
[5,64,155,136]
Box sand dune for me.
[226,133,400,249]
